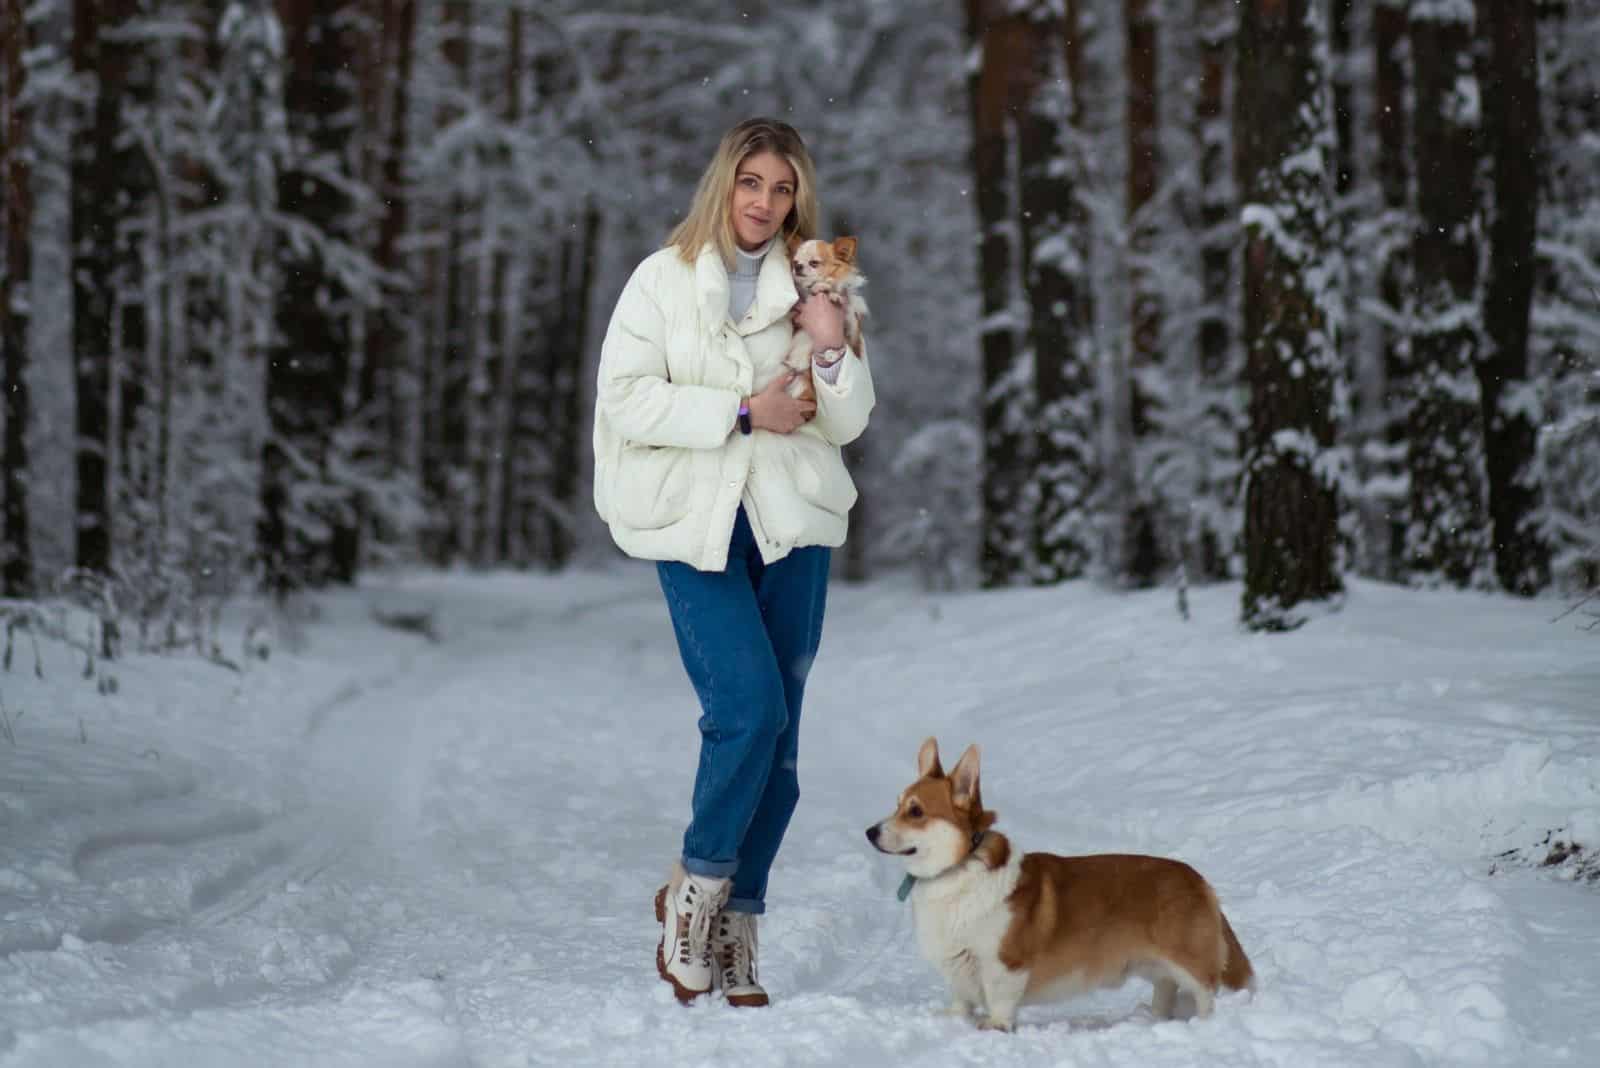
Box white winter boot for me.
[654,862,731,1003]
[712,909,769,1007]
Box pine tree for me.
[1151,0,1243,587]
[267,0,368,590]
[1121,0,1163,585]
[202,0,287,601]
[1533,0,1600,591]
[1235,0,1345,630]
[1371,0,1413,581]
[112,0,219,634]
[1405,1,1492,587]
[521,14,601,570]
[1478,0,1549,594]
[1189,0,1241,581]
[430,0,479,565]
[72,0,152,577]
[1024,0,1096,583]
[359,0,420,549]
[965,0,1035,587]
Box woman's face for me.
[730,150,797,251]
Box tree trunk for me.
[1235,0,1344,630]
[1024,0,1095,583]
[1478,0,1549,594]
[485,5,522,567]
[1373,0,1411,581]
[1122,0,1162,585]
[362,0,418,520]
[438,205,469,563]
[436,0,474,564]
[1,0,33,595]
[548,205,601,570]
[73,0,147,577]
[1329,0,1355,198]
[269,0,359,588]
[467,187,495,566]
[966,0,1033,588]
[1406,4,1492,587]
[111,6,157,592]
[1193,0,1236,579]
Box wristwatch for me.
[814,346,845,366]
[737,400,752,435]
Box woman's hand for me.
[790,293,846,352]
[748,372,816,434]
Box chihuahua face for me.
[788,235,860,294]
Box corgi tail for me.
[1219,912,1256,993]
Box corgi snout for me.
[865,820,916,856]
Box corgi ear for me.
[785,232,805,257]
[833,236,857,263]
[950,744,981,807]
[917,737,943,779]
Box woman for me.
[592,118,875,1006]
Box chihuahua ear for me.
[785,232,805,257]
[917,737,944,779]
[833,236,858,263]
[950,744,981,807]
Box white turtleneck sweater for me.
[729,240,768,323]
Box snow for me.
[2,567,1599,1067]
[1241,203,1313,265]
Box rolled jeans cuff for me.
[724,896,765,915]
[682,855,739,879]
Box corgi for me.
[865,738,1255,1032]
[783,235,869,402]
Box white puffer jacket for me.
[593,241,876,572]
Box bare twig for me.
[1551,592,1597,626]
[0,696,18,746]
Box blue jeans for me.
[656,508,831,915]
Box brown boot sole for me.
[726,990,770,1008]
[654,885,708,1005]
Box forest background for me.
[1,0,1596,651]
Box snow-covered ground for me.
[1,566,1597,1067]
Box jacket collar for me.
[694,241,799,337]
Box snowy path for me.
[2,569,1597,1067]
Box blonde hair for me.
[667,118,819,265]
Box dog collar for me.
[897,831,987,903]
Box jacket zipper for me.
[743,458,773,552]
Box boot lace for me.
[675,879,722,969]
[715,911,758,988]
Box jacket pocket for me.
[612,442,694,530]
[790,440,858,518]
